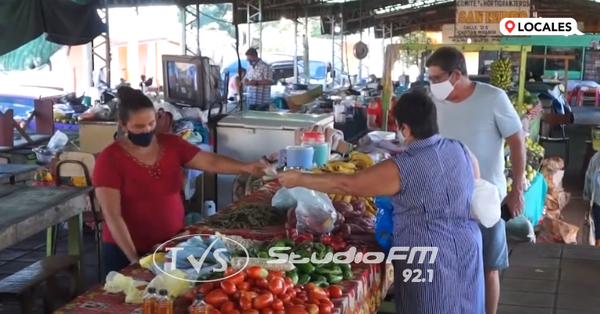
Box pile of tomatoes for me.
[183,266,343,314]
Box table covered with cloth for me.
[54,180,394,314]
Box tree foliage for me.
[179,4,235,38]
[398,31,429,66]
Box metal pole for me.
[181,6,187,55]
[304,14,310,85]
[358,29,363,81]
[258,0,263,57]
[196,4,201,56]
[331,17,335,86]
[294,19,298,83]
[246,2,251,50]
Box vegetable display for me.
[184,266,341,314]
[204,203,287,229]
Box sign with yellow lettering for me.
[455,0,531,38]
[441,24,500,44]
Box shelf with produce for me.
[505,137,545,194]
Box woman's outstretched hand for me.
[277,170,303,188]
[244,159,269,176]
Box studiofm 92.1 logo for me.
[499,18,584,36]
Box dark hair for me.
[245,48,258,57]
[393,91,438,139]
[117,86,154,123]
[425,47,468,75]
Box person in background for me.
[584,151,600,246]
[94,87,267,275]
[426,47,525,314]
[243,48,272,111]
[228,68,246,99]
[278,91,484,314]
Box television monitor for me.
[162,55,205,108]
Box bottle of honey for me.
[142,287,158,314]
[157,289,173,314]
[189,294,208,314]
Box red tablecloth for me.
[54,180,394,314]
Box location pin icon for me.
[505,20,515,33]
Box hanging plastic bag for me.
[287,187,337,234]
[271,187,297,211]
[375,197,394,253]
[471,179,501,228]
[46,130,69,151]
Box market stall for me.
[54,179,393,314]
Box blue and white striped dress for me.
[391,134,484,314]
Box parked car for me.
[220,55,334,90]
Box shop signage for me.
[441,24,500,44]
[455,0,531,39]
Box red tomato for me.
[308,288,328,301]
[305,304,319,314]
[293,287,303,294]
[250,287,262,293]
[225,267,238,277]
[271,299,284,311]
[320,299,334,308]
[273,311,285,314]
[224,311,241,314]
[207,307,221,314]
[284,283,294,293]
[242,310,259,314]
[304,283,316,291]
[283,277,293,285]
[247,266,269,279]
[291,298,304,305]
[242,291,259,299]
[221,281,237,295]
[231,292,241,301]
[182,289,196,301]
[255,278,269,289]
[240,296,253,310]
[205,289,230,307]
[253,292,274,310]
[237,282,250,291]
[283,301,295,309]
[319,304,332,314]
[278,294,291,302]
[267,277,285,295]
[328,286,343,299]
[267,271,284,279]
[198,282,215,294]
[298,294,308,302]
[221,301,236,313]
[246,278,256,287]
[260,308,273,314]
[287,306,308,314]
[306,300,320,305]
[287,289,297,298]
[226,273,246,285]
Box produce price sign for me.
[455,0,531,39]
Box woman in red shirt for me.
[93,87,266,274]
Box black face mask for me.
[127,130,154,147]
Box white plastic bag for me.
[271,187,297,211]
[287,187,337,234]
[471,179,501,228]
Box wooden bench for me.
[0,255,80,314]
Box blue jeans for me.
[592,203,600,239]
[101,241,135,276]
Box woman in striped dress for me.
[278,91,484,313]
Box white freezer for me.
[215,111,334,209]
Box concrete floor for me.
[0,112,599,313]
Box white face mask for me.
[396,126,406,144]
[430,75,456,100]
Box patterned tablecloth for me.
[55,180,394,314]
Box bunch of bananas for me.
[490,58,513,90]
[312,151,377,216]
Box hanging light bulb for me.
[334,26,341,33]
[467,38,472,44]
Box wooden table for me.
[0,163,39,184]
[0,186,92,274]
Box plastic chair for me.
[539,112,574,165]
[52,152,102,282]
[576,87,600,107]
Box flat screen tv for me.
[162,55,205,107]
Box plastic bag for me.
[47,130,68,151]
[471,179,501,228]
[375,197,394,253]
[287,187,337,234]
[103,271,148,304]
[272,187,297,211]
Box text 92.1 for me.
[402,269,433,283]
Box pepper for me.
[325,245,334,254]
[339,263,351,273]
[295,234,314,245]
[296,262,316,274]
[258,251,269,258]
[297,240,314,252]
[296,249,312,259]
[320,234,333,245]
[298,274,311,285]
[313,243,327,260]
[315,264,342,276]
[249,247,260,258]
[331,241,347,252]
[310,274,328,287]
[318,281,330,288]
[286,270,299,285]
[342,270,354,280]
[325,274,344,284]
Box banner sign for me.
[441,24,500,44]
[455,0,531,38]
